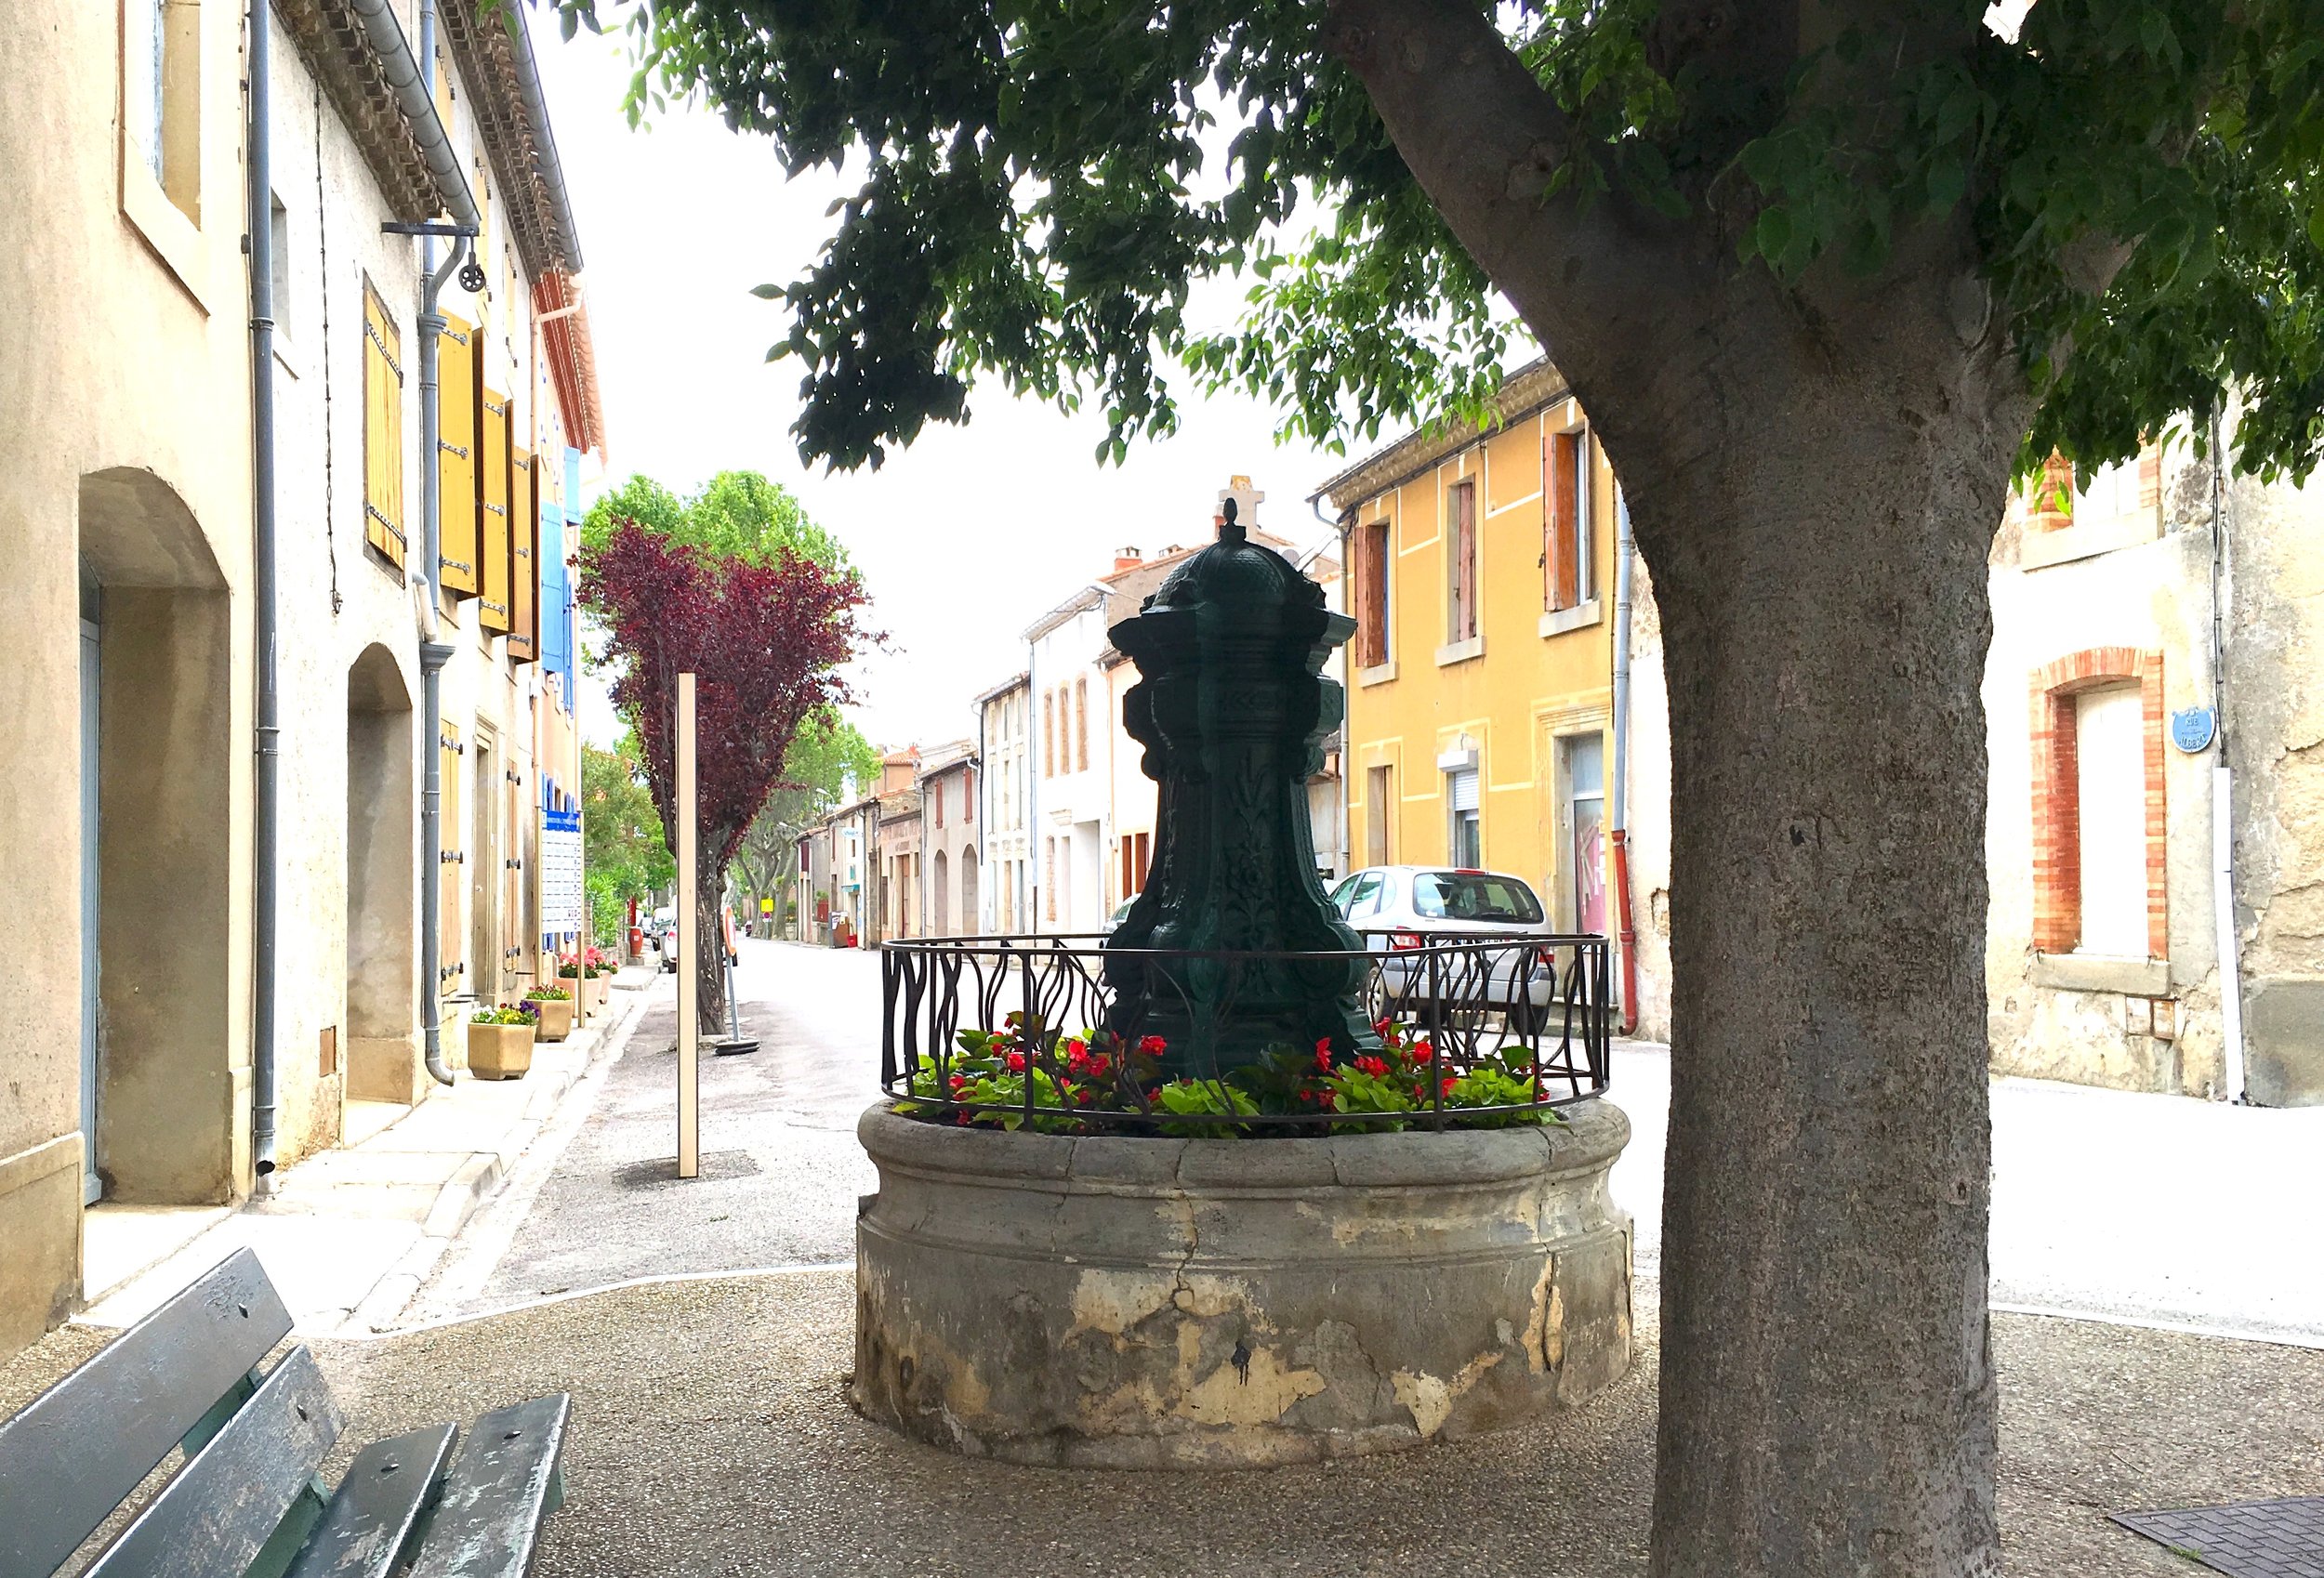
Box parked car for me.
[1327,866,1565,1022]
[1101,899,1135,938]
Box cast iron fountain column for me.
[1103,501,1377,1072]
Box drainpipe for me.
[1608,491,1642,1034]
[363,0,479,1085]
[248,0,282,1189]
[2208,413,2249,1102]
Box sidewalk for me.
[74,967,661,1336]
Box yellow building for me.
[1319,361,1621,938]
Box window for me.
[1045,837,1058,921]
[1365,764,1393,866]
[1545,425,1592,611]
[1562,733,1607,933]
[270,194,292,338]
[1120,831,1152,899]
[2029,648,2166,958]
[1354,518,1391,668]
[964,769,975,822]
[934,779,944,827]
[1446,767,1481,867]
[1446,480,1479,642]
[125,0,200,219]
[2073,687,2148,956]
[1335,870,1386,920]
[1042,690,1054,777]
[1075,677,1089,771]
[361,283,407,569]
[1412,872,1543,924]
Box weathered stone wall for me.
[853,1101,1633,1466]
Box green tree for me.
[729,707,881,924]
[582,736,675,943]
[583,468,849,571]
[554,2,2324,1571]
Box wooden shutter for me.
[435,313,479,597]
[503,764,522,967]
[479,387,511,632]
[1357,519,1389,667]
[361,284,406,569]
[1546,430,1583,611]
[1450,480,1477,638]
[439,720,465,991]
[1075,678,1089,770]
[508,448,537,663]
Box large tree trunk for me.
[1631,349,2020,1576]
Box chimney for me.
[1114,546,1143,572]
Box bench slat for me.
[402,1395,572,1578]
[81,1344,342,1578]
[281,1424,459,1578]
[0,1247,292,1578]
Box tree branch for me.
[1322,0,1700,391]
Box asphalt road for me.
[416,939,882,1317]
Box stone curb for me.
[345,984,655,1334]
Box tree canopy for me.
[556,0,2324,480]
[582,734,676,939]
[584,468,852,569]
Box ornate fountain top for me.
[1139,497,1327,622]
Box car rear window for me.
[1410,872,1544,924]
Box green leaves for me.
[551,0,2324,485]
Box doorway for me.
[79,583,101,1204]
[1560,733,1607,935]
[471,730,499,1006]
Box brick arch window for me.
[2029,647,2167,958]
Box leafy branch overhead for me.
[555,0,2324,480]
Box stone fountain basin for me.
[852,1098,1634,1467]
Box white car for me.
[1327,865,1566,1020]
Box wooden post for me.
[677,672,699,1179]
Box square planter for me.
[558,975,588,1016]
[467,1021,535,1081]
[524,995,574,1042]
[587,975,610,1016]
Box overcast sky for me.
[530,22,1354,753]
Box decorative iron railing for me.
[879,932,1612,1134]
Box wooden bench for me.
[0,1248,570,1578]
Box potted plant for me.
[557,953,594,1019]
[467,1004,538,1080]
[522,983,574,1042]
[583,946,615,1015]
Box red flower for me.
[1089,1056,1111,1078]
[1355,1055,1389,1080]
[1139,1034,1168,1056]
[1314,1043,1334,1074]
[948,1075,967,1094]
[1005,1050,1026,1073]
[1441,1075,1459,1097]
[1372,1018,1392,1035]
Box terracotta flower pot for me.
[467,1021,535,1081]
[524,995,574,1042]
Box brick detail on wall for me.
[2027,646,2168,957]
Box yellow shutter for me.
[436,313,479,597]
[439,721,465,991]
[361,284,407,569]
[509,447,537,664]
[479,387,511,632]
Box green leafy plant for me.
[471,1005,539,1027]
[899,1015,1564,1137]
[525,985,572,1002]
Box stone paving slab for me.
[2113,1499,2324,1578]
[17,1269,2316,1577]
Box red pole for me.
[1609,826,1641,1035]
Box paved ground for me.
[413,941,880,1317]
[422,938,2324,1347]
[11,1269,2318,1577]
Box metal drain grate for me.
[610,1150,761,1189]
[2112,1497,2324,1577]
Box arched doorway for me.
[77,467,231,1203]
[932,849,950,934]
[346,645,417,1105]
[961,848,980,935]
